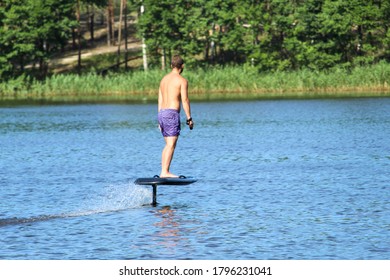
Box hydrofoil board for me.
[134,175,197,206]
[135,175,197,186]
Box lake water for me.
[0,98,389,260]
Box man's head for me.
[171,55,184,72]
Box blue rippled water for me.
[0,98,389,259]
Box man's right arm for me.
[180,78,193,129]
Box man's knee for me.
[165,137,178,148]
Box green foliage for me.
[134,0,390,71]
[0,0,77,81]
[1,0,390,82]
[1,63,389,102]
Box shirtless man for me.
[158,55,194,178]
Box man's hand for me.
[186,118,194,130]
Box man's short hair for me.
[171,55,184,69]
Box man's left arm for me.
[158,87,163,112]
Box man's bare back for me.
[158,71,190,116]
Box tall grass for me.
[1,62,389,102]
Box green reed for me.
[1,62,389,102]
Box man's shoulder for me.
[162,72,187,85]
[179,75,188,83]
[170,73,187,83]
[160,73,172,86]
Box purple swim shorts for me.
[158,109,181,137]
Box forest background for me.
[1,0,390,102]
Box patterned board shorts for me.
[158,109,181,137]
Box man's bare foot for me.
[160,172,179,178]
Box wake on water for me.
[0,182,151,227]
[86,182,152,212]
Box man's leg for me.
[160,136,179,177]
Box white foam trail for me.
[80,182,152,215]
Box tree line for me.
[1,0,390,82]
[0,0,124,81]
[137,0,390,70]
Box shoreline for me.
[1,63,389,103]
[1,89,389,106]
